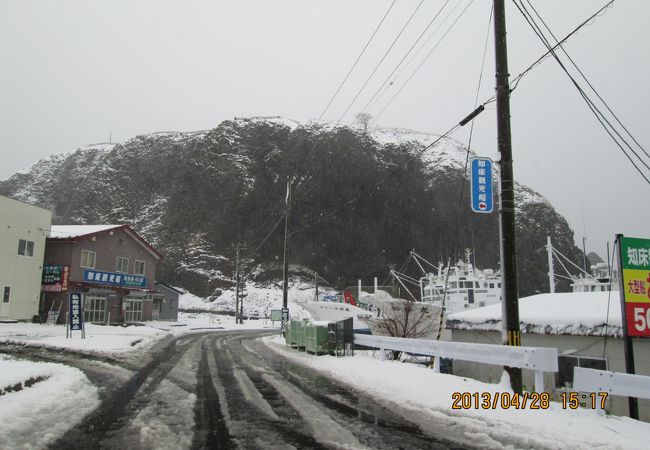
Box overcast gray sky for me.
[1,0,648,257]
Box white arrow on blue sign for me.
[470,157,493,213]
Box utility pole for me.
[281,179,292,332]
[235,245,240,325]
[494,0,522,394]
[314,271,319,302]
[239,276,245,324]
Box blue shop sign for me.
[83,269,147,288]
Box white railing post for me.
[535,370,544,393]
[432,356,441,373]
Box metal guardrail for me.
[573,367,650,400]
[354,333,558,392]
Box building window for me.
[81,250,96,268]
[116,257,129,273]
[557,355,608,388]
[2,287,10,303]
[84,293,107,323]
[18,239,35,257]
[134,260,145,276]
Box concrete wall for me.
[0,196,51,320]
[450,328,650,421]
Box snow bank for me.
[0,355,100,449]
[262,335,650,450]
[0,322,167,355]
[448,292,623,336]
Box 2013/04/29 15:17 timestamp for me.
[451,392,608,410]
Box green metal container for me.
[296,320,307,348]
[305,322,329,354]
[288,319,306,348]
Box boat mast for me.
[547,236,555,294]
[494,0,522,393]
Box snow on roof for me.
[49,225,123,239]
[447,292,623,337]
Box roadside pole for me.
[494,0,522,393]
[235,246,240,325]
[281,179,292,334]
[616,234,640,419]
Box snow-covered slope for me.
[0,116,575,298]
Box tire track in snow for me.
[49,333,203,449]
[208,334,328,449]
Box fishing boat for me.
[299,286,444,338]
[546,236,618,293]
[396,250,502,314]
[299,291,375,332]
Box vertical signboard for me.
[68,292,85,338]
[470,158,493,213]
[620,236,650,337]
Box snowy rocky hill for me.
[0,118,584,297]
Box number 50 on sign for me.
[620,236,650,337]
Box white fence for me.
[573,367,650,400]
[354,333,558,392]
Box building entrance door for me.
[1,286,11,317]
[124,297,143,322]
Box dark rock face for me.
[0,119,584,297]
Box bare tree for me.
[371,300,440,359]
[355,112,372,133]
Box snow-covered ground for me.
[263,335,650,450]
[0,354,100,449]
[4,287,648,449]
[179,279,331,321]
[0,310,279,450]
[0,322,168,356]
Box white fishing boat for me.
[299,286,444,338]
[412,250,502,314]
[299,294,374,332]
[546,235,618,293]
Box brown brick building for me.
[40,225,164,324]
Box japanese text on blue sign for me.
[83,269,147,288]
[471,158,493,213]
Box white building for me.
[0,195,52,321]
[447,291,650,421]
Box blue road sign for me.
[471,158,493,213]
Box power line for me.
[371,0,475,125]
[357,0,452,117]
[317,0,398,123]
[335,0,426,125]
[523,0,650,162]
[366,0,467,116]
[459,4,493,204]
[512,0,650,186]
[509,1,613,92]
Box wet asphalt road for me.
[4,331,472,450]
